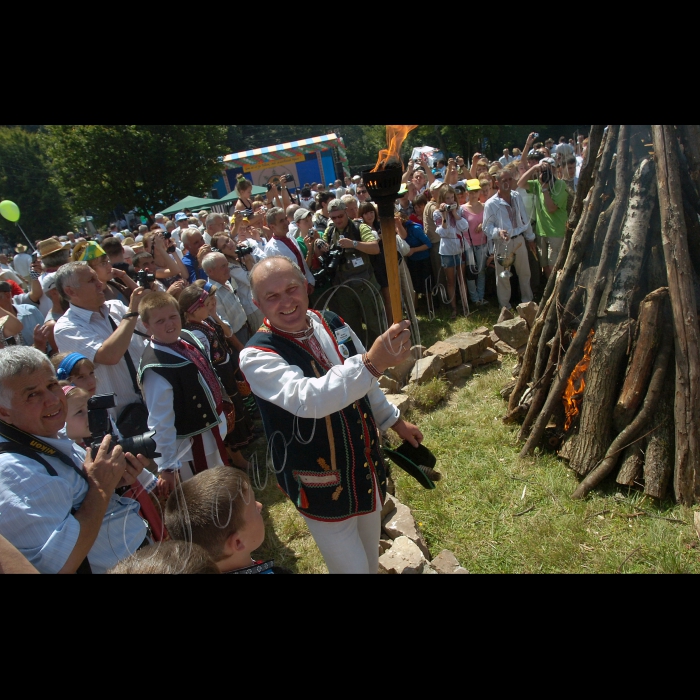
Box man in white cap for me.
[172,213,189,249]
[154,213,167,232]
[11,245,32,285]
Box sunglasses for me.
[329,213,346,221]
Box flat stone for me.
[517,301,538,330]
[473,326,490,336]
[493,317,530,350]
[385,393,413,414]
[409,355,444,385]
[378,375,400,394]
[497,307,514,323]
[410,345,427,360]
[472,347,499,366]
[445,363,473,384]
[378,536,427,574]
[379,538,392,555]
[430,549,469,574]
[427,341,463,369]
[385,354,416,384]
[443,332,488,363]
[382,502,431,559]
[495,340,519,355]
[489,330,500,346]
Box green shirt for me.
[527,179,568,238]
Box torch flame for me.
[562,329,595,432]
[371,125,419,172]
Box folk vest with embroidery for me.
[137,331,222,439]
[247,311,387,522]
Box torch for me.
[362,125,418,324]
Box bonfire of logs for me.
[504,125,700,505]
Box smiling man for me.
[240,256,423,574]
[0,346,149,573]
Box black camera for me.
[266,183,273,192]
[163,230,172,240]
[283,174,293,183]
[236,243,255,258]
[137,269,155,288]
[87,393,160,460]
[540,165,552,184]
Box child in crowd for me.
[63,385,91,447]
[108,540,220,574]
[137,292,231,494]
[52,352,97,395]
[165,466,290,574]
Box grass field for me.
[247,303,700,574]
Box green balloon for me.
[0,200,20,223]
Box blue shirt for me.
[403,221,432,262]
[182,252,207,284]
[14,303,46,348]
[0,435,147,573]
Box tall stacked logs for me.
[505,125,700,505]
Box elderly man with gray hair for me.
[0,346,151,573]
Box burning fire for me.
[562,329,595,432]
[371,125,418,172]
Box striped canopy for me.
[222,133,350,176]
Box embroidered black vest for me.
[246,311,387,521]
[137,333,221,439]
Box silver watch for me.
[353,240,358,248]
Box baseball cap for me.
[175,212,188,222]
[466,179,482,191]
[40,273,57,293]
[293,208,313,223]
[430,180,445,191]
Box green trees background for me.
[0,124,588,245]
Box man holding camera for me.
[54,262,152,421]
[0,346,151,573]
[518,157,568,280]
[322,199,383,349]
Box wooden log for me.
[616,444,644,486]
[520,126,633,458]
[652,124,700,505]
[567,318,634,476]
[507,291,553,415]
[612,288,668,432]
[644,364,675,500]
[607,159,657,316]
[537,125,607,316]
[517,344,558,443]
[572,322,673,499]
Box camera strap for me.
[0,420,88,480]
[107,316,143,397]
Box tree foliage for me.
[43,125,229,223]
[0,126,74,248]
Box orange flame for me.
[562,329,595,432]
[371,125,419,172]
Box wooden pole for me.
[379,216,403,324]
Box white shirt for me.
[499,155,514,166]
[141,340,226,474]
[214,280,247,334]
[54,300,149,417]
[483,190,535,242]
[239,312,399,432]
[12,252,32,278]
[264,236,315,286]
[228,262,257,317]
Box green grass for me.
[248,304,700,574]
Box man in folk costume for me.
[240,256,423,574]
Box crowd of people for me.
[0,130,588,574]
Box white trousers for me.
[495,235,533,309]
[302,483,382,574]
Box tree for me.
[43,125,229,223]
[0,126,74,248]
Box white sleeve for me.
[142,370,182,472]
